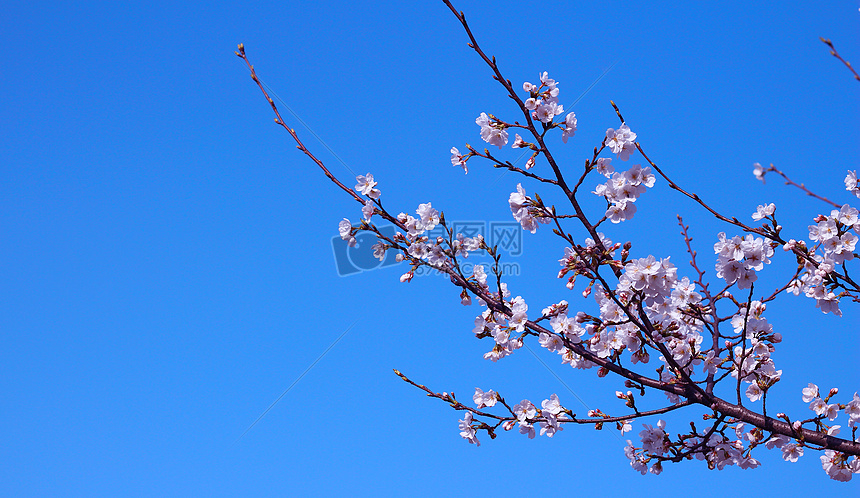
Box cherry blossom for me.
[782,443,804,463]
[509,183,549,233]
[821,450,854,481]
[473,388,497,409]
[458,412,480,446]
[450,146,468,173]
[476,112,508,148]
[751,203,775,221]
[338,218,355,247]
[845,393,860,427]
[605,124,637,161]
[354,173,381,199]
[561,112,577,143]
[639,420,667,455]
[802,383,820,403]
[513,400,537,422]
[594,157,613,177]
[753,162,766,182]
[846,170,860,198]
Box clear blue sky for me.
[1,0,858,496]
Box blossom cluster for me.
[799,384,860,480]
[458,392,570,446]
[464,72,579,161]
[727,301,782,402]
[509,183,551,233]
[808,204,859,264]
[475,112,508,148]
[784,203,859,316]
[625,419,765,474]
[593,162,656,223]
[472,291,526,362]
[605,124,637,161]
[339,174,490,284]
[522,72,577,142]
[551,250,712,385]
[625,416,855,477]
[391,201,486,282]
[557,232,618,291]
[714,233,774,289]
[802,384,860,427]
[846,170,860,198]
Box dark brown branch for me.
[765,163,841,209]
[821,37,860,82]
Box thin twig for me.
[821,37,860,82]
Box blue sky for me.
[1,0,858,495]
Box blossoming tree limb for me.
[238,0,860,481]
